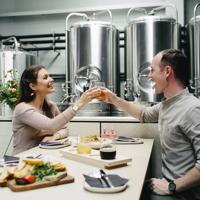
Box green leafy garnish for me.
[31,163,57,181]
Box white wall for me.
[0,121,13,157]
[12,0,183,22]
[0,1,184,31]
[0,0,15,13]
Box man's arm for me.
[151,167,200,195]
[175,166,200,192]
[102,88,144,120]
[113,96,144,120]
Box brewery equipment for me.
[188,3,200,97]
[0,37,37,82]
[125,5,180,102]
[0,37,37,116]
[64,10,119,115]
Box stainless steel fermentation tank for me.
[0,37,37,116]
[188,3,200,97]
[0,37,37,82]
[64,10,119,115]
[125,5,180,102]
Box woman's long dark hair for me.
[17,65,53,118]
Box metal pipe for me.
[22,46,65,51]
[149,4,178,22]
[0,33,66,52]
[91,9,112,23]
[0,33,65,40]
[194,2,200,97]
[1,36,19,51]
[49,73,126,81]
[50,74,65,80]
[0,34,124,49]
[127,7,148,23]
[3,39,65,45]
[22,39,65,44]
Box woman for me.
[12,65,101,154]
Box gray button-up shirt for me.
[141,88,200,199]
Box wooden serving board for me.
[60,149,132,169]
[7,175,74,192]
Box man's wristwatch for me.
[71,105,79,113]
[168,181,176,194]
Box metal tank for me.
[0,37,37,116]
[188,3,200,97]
[0,37,37,82]
[64,10,119,115]
[125,5,180,102]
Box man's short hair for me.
[159,49,189,87]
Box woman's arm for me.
[42,128,69,142]
[13,87,101,134]
[41,102,69,141]
[14,104,75,133]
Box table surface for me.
[0,139,154,200]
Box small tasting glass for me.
[90,81,105,88]
[90,81,106,99]
[76,136,92,154]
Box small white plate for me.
[84,182,128,193]
[90,138,112,149]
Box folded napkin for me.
[40,141,64,146]
[40,139,69,146]
[115,136,143,143]
[3,155,19,164]
[83,174,128,188]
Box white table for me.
[0,139,154,200]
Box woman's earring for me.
[30,92,34,96]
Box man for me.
[101,49,200,200]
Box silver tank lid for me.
[70,20,116,29]
[128,15,176,25]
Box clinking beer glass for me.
[90,81,106,99]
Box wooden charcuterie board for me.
[7,175,74,192]
[60,149,132,169]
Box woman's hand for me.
[42,134,59,142]
[74,87,101,109]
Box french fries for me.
[23,159,44,166]
[80,134,100,143]
[14,164,35,178]
[50,162,66,172]
[0,166,15,185]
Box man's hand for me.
[150,178,171,195]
